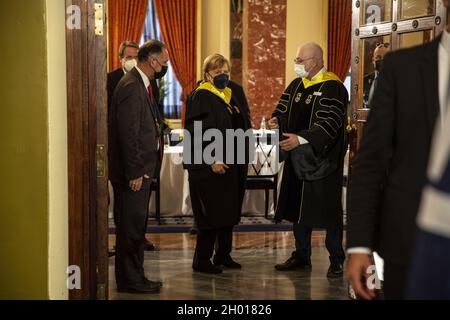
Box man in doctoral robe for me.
[268,42,348,278]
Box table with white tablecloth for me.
[108,131,350,219]
[108,130,282,218]
[147,142,283,217]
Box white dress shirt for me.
[348,29,450,255]
[135,65,150,89]
[135,66,160,151]
[438,29,450,121]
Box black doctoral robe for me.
[184,85,251,230]
[273,73,348,228]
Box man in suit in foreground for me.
[407,8,450,299]
[407,101,450,300]
[108,39,169,293]
[346,0,450,300]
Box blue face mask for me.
[212,73,229,90]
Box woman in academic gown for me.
[184,54,251,274]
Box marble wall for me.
[230,0,244,85]
[243,0,287,128]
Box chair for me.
[245,174,278,219]
[150,176,161,225]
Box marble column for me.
[230,0,244,85]
[243,0,287,128]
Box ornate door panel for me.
[348,0,447,163]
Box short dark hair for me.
[138,39,166,63]
[118,41,139,59]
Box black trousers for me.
[194,227,233,266]
[143,157,162,235]
[113,178,152,287]
[293,223,345,265]
[383,263,408,300]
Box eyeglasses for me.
[294,57,314,64]
[376,42,390,49]
[153,57,169,67]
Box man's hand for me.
[346,254,377,300]
[212,163,229,175]
[129,174,150,192]
[268,117,279,129]
[280,133,300,152]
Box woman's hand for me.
[212,163,229,174]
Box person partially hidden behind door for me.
[362,42,390,109]
[107,41,158,257]
[108,39,169,293]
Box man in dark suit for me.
[362,43,390,109]
[108,39,169,293]
[108,41,160,253]
[407,6,450,299]
[346,5,449,299]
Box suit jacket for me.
[107,68,124,111]
[108,68,160,184]
[347,36,441,265]
[107,68,161,113]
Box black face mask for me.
[212,73,229,90]
[154,64,168,80]
[151,59,168,79]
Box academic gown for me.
[184,86,250,230]
[273,74,348,228]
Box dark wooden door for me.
[349,0,447,164]
[66,0,109,300]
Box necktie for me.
[148,84,164,158]
[148,84,161,124]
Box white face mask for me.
[123,58,137,72]
[294,64,309,78]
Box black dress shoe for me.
[193,262,223,274]
[327,263,344,278]
[117,282,161,294]
[143,277,163,287]
[275,256,312,271]
[213,256,242,269]
[145,240,157,251]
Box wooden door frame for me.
[349,0,447,163]
[66,0,109,300]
